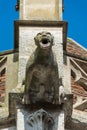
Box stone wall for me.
[20,0,62,20]
[5,52,18,106]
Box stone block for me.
[16,107,65,130]
[20,0,62,20]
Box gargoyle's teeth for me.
[40,42,50,49]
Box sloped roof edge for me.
[66,38,87,61]
[67,38,87,51]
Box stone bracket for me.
[27,109,54,130]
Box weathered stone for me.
[16,107,65,130]
[63,57,71,94]
[27,109,54,130]
[1,126,16,130]
[18,27,63,83]
[23,32,64,105]
[20,0,63,20]
[5,53,18,107]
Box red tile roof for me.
[67,38,87,59]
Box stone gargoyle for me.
[23,31,65,105]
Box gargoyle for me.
[23,32,64,105]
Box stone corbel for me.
[27,109,54,130]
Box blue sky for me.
[63,0,87,48]
[0,0,19,52]
[0,0,87,52]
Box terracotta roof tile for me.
[71,78,87,97]
[67,38,87,59]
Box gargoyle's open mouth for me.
[40,37,51,49]
[42,38,49,44]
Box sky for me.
[63,0,87,48]
[0,0,87,52]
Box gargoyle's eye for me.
[37,33,42,36]
[46,32,51,37]
[46,32,51,35]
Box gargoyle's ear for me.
[51,35,55,46]
[34,36,38,46]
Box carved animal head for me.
[34,32,54,50]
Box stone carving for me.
[27,109,54,130]
[23,32,65,105]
